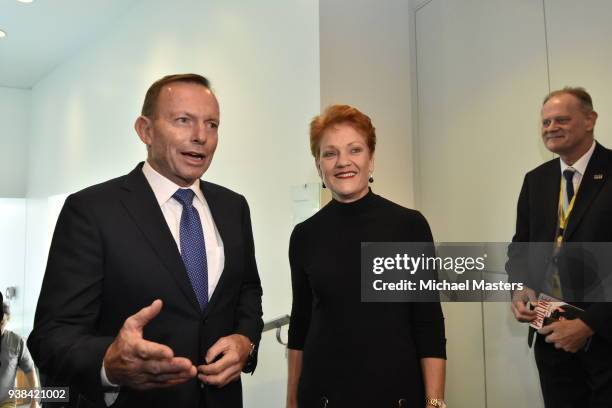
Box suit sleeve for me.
[410,212,447,359]
[233,196,264,349]
[287,223,312,350]
[506,173,532,286]
[582,304,612,342]
[27,193,114,405]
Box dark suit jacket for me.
[27,163,263,408]
[507,142,612,343]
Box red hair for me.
[309,105,376,158]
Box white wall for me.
[0,87,29,198]
[0,87,29,333]
[319,0,415,208]
[545,0,612,148]
[0,199,26,335]
[21,194,68,345]
[23,1,319,406]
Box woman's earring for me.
[368,173,374,183]
[322,181,326,189]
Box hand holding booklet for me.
[529,293,585,330]
[530,293,592,351]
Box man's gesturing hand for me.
[103,299,197,390]
[197,334,252,387]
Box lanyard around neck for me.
[556,177,578,244]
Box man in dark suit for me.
[27,74,263,407]
[508,87,612,407]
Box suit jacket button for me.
[200,382,205,389]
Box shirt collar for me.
[560,139,596,176]
[142,161,205,206]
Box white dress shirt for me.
[102,161,225,405]
[560,140,596,209]
[141,160,225,296]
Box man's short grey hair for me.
[543,87,594,112]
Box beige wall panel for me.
[320,0,415,208]
[545,0,612,148]
[416,1,550,406]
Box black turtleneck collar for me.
[328,188,377,215]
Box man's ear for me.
[135,116,153,146]
[586,110,598,133]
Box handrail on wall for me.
[262,314,290,346]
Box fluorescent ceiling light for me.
[17,0,34,3]
[0,30,6,38]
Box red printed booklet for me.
[529,293,586,330]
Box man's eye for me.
[176,117,190,124]
[542,120,551,127]
[206,121,219,129]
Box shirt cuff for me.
[100,362,120,406]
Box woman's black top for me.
[288,190,446,407]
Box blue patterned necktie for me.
[173,188,208,310]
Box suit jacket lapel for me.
[120,163,201,313]
[539,161,561,241]
[200,181,233,318]
[565,143,608,240]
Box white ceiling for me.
[0,0,139,89]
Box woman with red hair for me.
[286,105,447,407]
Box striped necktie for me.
[563,168,576,213]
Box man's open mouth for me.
[182,152,205,160]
